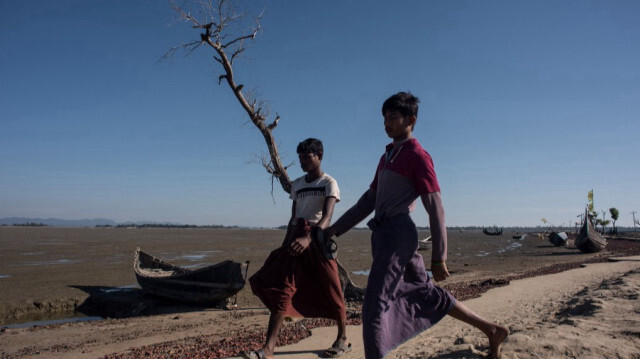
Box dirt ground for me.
[1,227,638,358]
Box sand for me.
[1,228,640,358]
[227,257,640,359]
[387,257,640,359]
[2,257,639,358]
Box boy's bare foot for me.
[240,348,274,359]
[487,325,509,359]
[263,347,275,359]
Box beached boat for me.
[574,209,606,253]
[483,227,503,236]
[548,232,568,247]
[418,236,432,250]
[133,248,249,305]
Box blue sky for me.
[1,0,639,228]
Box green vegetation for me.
[596,217,611,234]
[12,222,47,227]
[111,223,236,229]
[609,208,619,234]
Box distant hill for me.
[0,217,117,227]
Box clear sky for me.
[1,0,639,228]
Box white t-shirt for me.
[289,173,340,224]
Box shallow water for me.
[352,269,370,276]
[2,315,102,329]
[155,250,227,268]
[498,241,523,254]
[11,259,81,266]
[178,254,209,261]
[99,285,139,294]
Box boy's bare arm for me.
[421,191,451,281]
[421,191,447,262]
[316,196,337,229]
[326,189,376,237]
[284,201,296,241]
[289,198,337,255]
[288,199,310,255]
[289,196,337,255]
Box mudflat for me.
[0,227,607,322]
[1,227,639,358]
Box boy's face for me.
[298,152,321,173]
[384,110,415,141]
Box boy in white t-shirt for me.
[243,138,350,359]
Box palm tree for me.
[596,219,610,234]
[609,208,619,234]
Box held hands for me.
[288,235,312,256]
[324,226,337,239]
[431,261,450,282]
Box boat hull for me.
[575,234,606,253]
[575,211,606,253]
[134,248,248,305]
[548,232,568,247]
[483,228,503,236]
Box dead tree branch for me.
[167,1,363,297]
[168,0,291,194]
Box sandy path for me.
[388,256,640,358]
[2,258,639,358]
[227,256,640,358]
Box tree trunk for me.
[170,0,363,298]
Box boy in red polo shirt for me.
[326,92,508,359]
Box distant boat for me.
[548,232,568,247]
[483,227,503,236]
[418,236,432,250]
[575,209,606,253]
[134,248,249,305]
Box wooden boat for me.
[575,209,606,253]
[548,232,568,247]
[418,236,432,250]
[483,227,503,236]
[134,248,249,305]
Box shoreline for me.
[4,234,638,327]
[1,229,640,358]
[2,257,639,358]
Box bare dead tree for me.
[166,0,291,193]
[167,0,364,300]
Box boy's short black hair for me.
[382,92,420,118]
[297,138,323,157]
